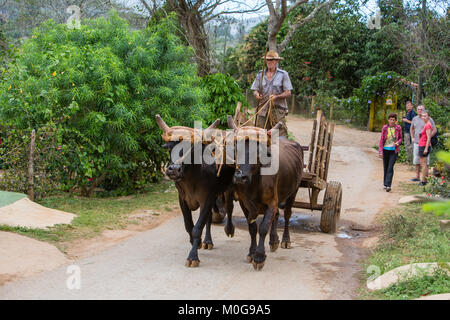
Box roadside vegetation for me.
[361,202,449,300]
[362,150,450,300]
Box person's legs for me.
[421,157,428,182]
[413,143,420,180]
[420,156,428,183]
[385,150,398,188]
[383,149,389,186]
[275,108,288,137]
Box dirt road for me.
[0,116,411,299]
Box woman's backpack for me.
[431,129,439,147]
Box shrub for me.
[0,12,205,196]
[200,73,247,129]
[423,98,449,132]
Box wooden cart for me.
[232,104,342,233]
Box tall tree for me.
[139,0,265,76]
[265,0,337,52]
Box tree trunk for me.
[27,129,36,201]
[168,1,211,76]
[267,14,281,51]
[418,0,427,104]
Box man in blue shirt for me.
[401,101,416,163]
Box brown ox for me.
[227,116,304,270]
[156,115,235,267]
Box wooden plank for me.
[319,120,328,178]
[292,201,322,211]
[314,114,326,176]
[301,172,316,180]
[311,110,323,174]
[311,95,316,114]
[307,119,317,172]
[323,123,335,181]
[320,121,330,179]
[234,101,242,126]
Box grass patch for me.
[361,202,450,299]
[0,180,178,245]
[398,181,427,195]
[370,268,450,300]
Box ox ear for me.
[227,115,237,130]
[155,114,170,133]
[267,121,283,137]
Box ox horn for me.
[268,121,283,136]
[207,119,221,130]
[227,115,237,130]
[155,114,170,133]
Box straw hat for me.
[262,50,283,60]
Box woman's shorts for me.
[418,146,431,158]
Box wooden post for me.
[245,89,248,102]
[311,110,323,174]
[319,122,329,179]
[330,102,334,121]
[323,123,335,181]
[27,129,36,201]
[311,96,316,115]
[234,102,242,127]
[308,119,317,172]
[291,95,295,114]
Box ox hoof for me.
[246,255,254,263]
[202,242,214,250]
[281,241,291,249]
[185,259,200,268]
[224,225,235,238]
[270,241,280,252]
[252,260,265,271]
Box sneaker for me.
[418,181,427,186]
[386,187,391,192]
[409,178,420,182]
[383,186,387,190]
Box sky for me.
[122,0,446,24]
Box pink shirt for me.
[418,122,432,147]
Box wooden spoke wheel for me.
[320,181,342,233]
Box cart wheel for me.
[212,207,225,224]
[320,181,342,233]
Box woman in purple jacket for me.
[378,113,403,192]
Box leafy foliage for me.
[380,267,450,300]
[423,150,450,217]
[423,98,449,132]
[0,11,205,196]
[282,1,371,98]
[200,73,247,128]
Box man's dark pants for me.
[383,149,398,188]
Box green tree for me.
[0,11,205,196]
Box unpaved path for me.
[0,232,71,286]
[0,117,411,299]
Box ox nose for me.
[233,170,249,185]
[166,164,183,180]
